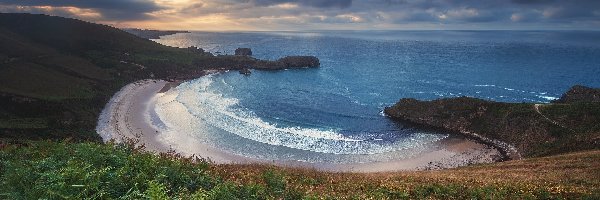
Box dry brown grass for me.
[209,150,600,198]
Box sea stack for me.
[240,68,251,75]
[235,48,252,56]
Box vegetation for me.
[385,96,600,158]
[0,13,315,141]
[0,13,211,141]
[1,141,598,199]
[1,13,599,199]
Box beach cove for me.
[96,75,503,172]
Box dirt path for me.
[533,104,573,131]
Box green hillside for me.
[384,88,600,158]
[1,141,598,199]
[0,13,247,141]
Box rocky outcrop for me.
[252,56,320,70]
[235,48,252,56]
[384,86,600,159]
[239,68,251,75]
[277,56,320,68]
[187,46,207,54]
[122,28,189,39]
[552,85,600,103]
[191,55,319,71]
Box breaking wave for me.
[157,75,446,155]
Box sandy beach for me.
[97,79,503,172]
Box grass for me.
[0,62,96,100]
[1,141,598,199]
[0,118,47,129]
[386,97,600,158]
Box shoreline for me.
[384,116,520,161]
[96,77,504,172]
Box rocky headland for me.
[122,28,190,39]
[384,85,600,160]
[552,85,600,103]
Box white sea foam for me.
[155,75,446,155]
[537,95,558,101]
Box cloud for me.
[1,0,599,30]
[0,0,163,20]
[250,0,352,9]
[0,4,102,20]
[511,0,555,5]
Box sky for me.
[1,0,599,31]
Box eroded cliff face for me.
[385,88,600,159]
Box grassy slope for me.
[385,97,600,158]
[0,142,600,199]
[0,13,317,141]
[0,13,217,141]
[1,142,598,199]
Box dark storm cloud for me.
[0,0,163,20]
[174,0,600,29]
[511,0,555,5]
[1,0,600,29]
[353,0,600,24]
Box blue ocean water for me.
[154,31,600,163]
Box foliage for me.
[1,142,598,199]
[385,97,600,158]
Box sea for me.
[152,30,600,163]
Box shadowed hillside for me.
[0,13,318,141]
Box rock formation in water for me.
[277,56,320,68]
[235,48,252,56]
[239,68,251,75]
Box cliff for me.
[384,88,600,159]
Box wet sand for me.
[96,79,503,172]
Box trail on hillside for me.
[533,104,574,132]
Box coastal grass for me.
[1,141,598,199]
[531,102,600,157]
[386,97,600,159]
[0,118,47,129]
[0,62,96,100]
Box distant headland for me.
[122,28,190,39]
